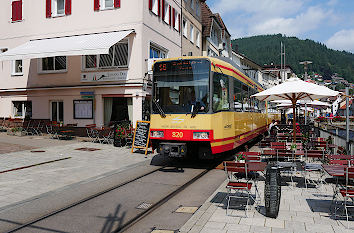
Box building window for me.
[190,0,195,10]
[150,45,167,59]
[102,0,114,9]
[12,0,22,22]
[74,100,93,119]
[196,30,200,48]
[163,0,169,23]
[190,24,194,43]
[13,101,32,118]
[47,0,71,17]
[173,10,180,31]
[152,0,158,15]
[40,56,66,72]
[12,60,23,76]
[182,18,187,38]
[195,1,201,17]
[83,42,128,69]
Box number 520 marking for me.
[172,132,183,138]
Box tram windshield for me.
[153,59,210,114]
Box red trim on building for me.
[172,7,175,27]
[46,0,52,18]
[65,0,71,15]
[161,0,165,19]
[114,0,120,8]
[94,0,100,11]
[157,0,161,17]
[149,0,153,11]
[12,0,22,22]
[168,5,171,25]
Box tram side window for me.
[241,84,249,112]
[233,79,243,112]
[213,73,230,112]
[249,88,256,112]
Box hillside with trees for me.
[232,34,354,83]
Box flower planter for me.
[114,138,126,147]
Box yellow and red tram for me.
[150,56,279,159]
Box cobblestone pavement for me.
[179,151,354,233]
[0,133,152,209]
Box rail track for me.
[4,160,219,233]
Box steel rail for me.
[4,166,164,233]
[115,164,216,233]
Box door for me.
[51,101,63,122]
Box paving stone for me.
[202,221,226,230]
[249,225,271,233]
[239,217,265,226]
[224,224,250,231]
[209,211,240,224]
[305,222,335,232]
[264,218,284,228]
[188,224,203,233]
[292,215,315,223]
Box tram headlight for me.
[151,131,164,138]
[193,132,209,140]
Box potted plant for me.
[235,153,245,162]
[114,126,127,147]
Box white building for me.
[0,0,182,127]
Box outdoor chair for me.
[242,151,262,162]
[46,124,59,139]
[101,128,114,144]
[335,167,354,228]
[302,150,325,189]
[224,161,257,217]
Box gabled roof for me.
[214,13,230,38]
[200,2,224,38]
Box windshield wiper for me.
[191,104,200,118]
[153,99,166,118]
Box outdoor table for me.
[58,130,74,140]
[322,164,345,177]
[247,162,267,172]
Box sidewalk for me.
[0,133,152,209]
[179,160,354,232]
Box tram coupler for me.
[159,142,187,158]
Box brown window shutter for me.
[94,0,100,11]
[149,0,152,11]
[114,0,120,8]
[12,0,22,21]
[46,0,52,18]
[65,0,71,15]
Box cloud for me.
[326,29,354,52]
[248,6,329,36]
[211,0,303,18]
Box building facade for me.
[181,0,203,56]
[200,2,231,58]
[0,0,182,127]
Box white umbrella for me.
[252,77,338,141]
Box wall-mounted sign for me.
[81,71,128,82]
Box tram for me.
[150,56,278,159]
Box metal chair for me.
[224,161,255,217]
[336,167,354,228]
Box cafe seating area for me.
[222,124,354,228]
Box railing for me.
[315,125,354,156]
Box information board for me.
[73,100,93,119]
[131,121,151,155]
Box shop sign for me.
[81,71,128,82]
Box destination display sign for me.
[131,121,151,155]
[154,59,210,74]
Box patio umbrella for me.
[252,77,338,141]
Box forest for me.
[232,34,354,83]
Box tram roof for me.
[154,56,264,92]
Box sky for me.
[207,0,354,53]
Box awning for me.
[0,30,134,61]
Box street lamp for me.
[299,61,312,81]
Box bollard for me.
[264,163,281,218]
